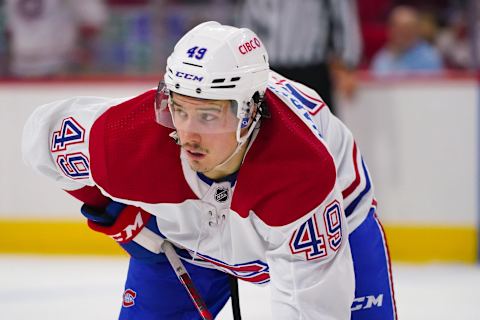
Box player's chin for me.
[188,160,210,173]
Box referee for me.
[237,0,362,114]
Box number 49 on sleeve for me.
[186,46,207,60]
[289,200,343,260]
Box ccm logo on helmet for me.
[175,71,204,82]
[238,37,261,55]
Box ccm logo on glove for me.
[109,210,148,242]
[85,204,152,243]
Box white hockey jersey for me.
[22,71,375,319]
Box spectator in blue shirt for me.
[371,5,443,76]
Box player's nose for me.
[177,115,203,134]
[180,129,202,145]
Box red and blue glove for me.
[81,201,167,263]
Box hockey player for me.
[22,22,397,319]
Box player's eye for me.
[173,106,188,120]
[199,112,219,122]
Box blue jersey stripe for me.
[345,158,371,217]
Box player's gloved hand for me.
[81,201,166,263]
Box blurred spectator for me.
[393,0,450,11]
[0,4,8,76]
[237,0,363,114]
[96,0,156,75]
[436,7,473,69]
[371,5,444,76]
[357,0,393,67]
[5,0,107,77]
[418,10,439,44]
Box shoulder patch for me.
[231,90,336,226]
[268,72,327,116]
[89,90,197,203]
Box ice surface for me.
[1,255,479,319]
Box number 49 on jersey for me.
[289,200,343,260]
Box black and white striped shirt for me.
[237,0,362,68]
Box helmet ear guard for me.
[234,90,272,144]
[251,91,270,119]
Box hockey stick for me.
[228,275,242,320]
[161,240,214,320]
[81,203,213,318]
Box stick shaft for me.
[162,241,213,320]
[229,275,242,320]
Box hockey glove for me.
[81,201,167,263]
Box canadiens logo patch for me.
[214,187,229,203]
[122,289,137,308]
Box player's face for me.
[171,93,239,174]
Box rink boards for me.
[0,75,477,262]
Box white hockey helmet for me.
[156,21,269,142]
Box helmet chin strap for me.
[168,95,263,175]
[206,111,261,173]
[168,112,261,175]
[170,132,246,175]
[168,128,247,175]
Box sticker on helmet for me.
[186,46,208,60]
[238,38,261,55]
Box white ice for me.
[1,255,479,319]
